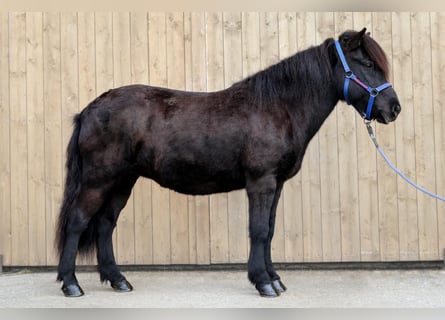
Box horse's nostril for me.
[393,104,401,114]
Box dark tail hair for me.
[55,113,97,260]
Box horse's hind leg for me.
[96,175,137,292]
[57,187,108,297]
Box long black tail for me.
[55,113,98,260]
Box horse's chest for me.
[276,150,301,180]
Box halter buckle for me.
[370,88,379,97]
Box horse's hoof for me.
[272,279,287,293]
[111,279,133,292]
[62,284,84,297]
[255,283,280,297]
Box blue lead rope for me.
[335,38,444,201]
[365,122,445,202]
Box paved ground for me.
[1,268,445,307]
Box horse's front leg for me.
[246,176,280,297]
[264,184,287,294]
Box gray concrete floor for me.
[1,269,445,307]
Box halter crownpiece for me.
[334,39,392,121]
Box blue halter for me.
[334,40,392,121]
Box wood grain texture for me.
[1,12,444,266]
[0,12,11,265]
[391,12,419,261]
[43,12,62,265]
[27,12,46,265]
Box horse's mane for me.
[235,31,389,108]
[239,39,334,108]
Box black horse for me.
[56,28,401,298]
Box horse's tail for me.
[55,113,97,261]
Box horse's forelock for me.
[362,33,390,79]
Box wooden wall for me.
[1,12,444,267]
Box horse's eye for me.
[364,61,374,68]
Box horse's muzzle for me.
[377,102,401,124]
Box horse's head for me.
[332,28,401,124]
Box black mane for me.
[239,39,334,108]
[235,31,389,109]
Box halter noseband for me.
[334,40,392,121]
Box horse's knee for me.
[249,224,269,243]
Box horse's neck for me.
[295,88,339,145]
[286,59,340,146]
[242,40,341,145]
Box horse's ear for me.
[341,28,366,51]
[357,28,367,38]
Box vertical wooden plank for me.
[78,13,96,105]
[60,13,81,265]
[242,12,260,80]
[9,12,29,266]
[148,12,171,264]
[391,12,419,261]
[316,12,341,262]
[0,12,11,265]
[278,12,303,262]
[223,12,248,263]
[411,12,439,260]
[60,12,79,181]
[131,12,153,265]
[335,12,361,262]
[43,12,62,265]
[259,11,280,80]
[259,12,285,263]
[26,12,46,265]
[166,12,190,264]
[95,13,114,96]
[113,12,136,265]
[207,12,229,263]
[353,12,380,262]
[373,12,400,261]
[297,12,323,262]
[431,12,445,260]
[185,12,211,264]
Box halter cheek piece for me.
[334,40,392,121]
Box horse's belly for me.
[163,180,245,195]
[153,163,246,196]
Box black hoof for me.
[111,279,133,292]
[255,283,280,298]
[272,279,287,293]
[62,284,84,297]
